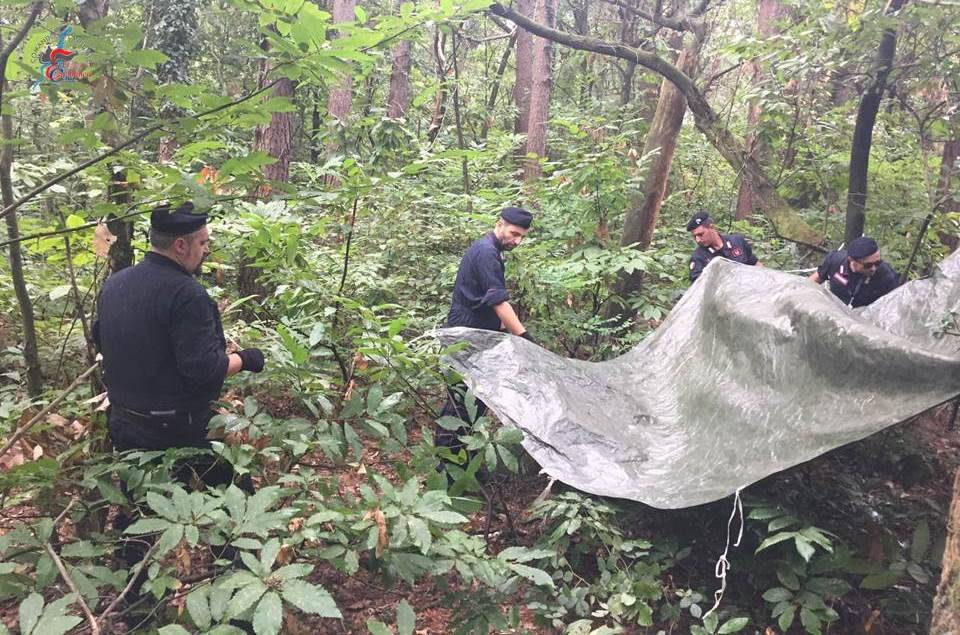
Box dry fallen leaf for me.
[363,508,388,557]
[93,222,116,258]
[32,445,43,460]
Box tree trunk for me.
[844,0,905,244]
[387,0,412,121]
[79,1,137,273]
[426,29,449,143]
[513,0,534,136]
[617,5,638,107]
[608,35,699,314]
[523,0,557,182]
[480,30,517,140]
[931,468,960,634]
[326,0,356,145]
[1,107,43,396]
[735,0,788,220]
[937,138,960,252]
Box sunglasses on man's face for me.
[857,259,882,270]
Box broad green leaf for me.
[156,524,185,556]
[186,585,212,630]
[396,599,415,635]
[419,510,467,525]
[124,518,172,534]
[272,563,312,581]
[18,592,43,635]
[158,626,192,635]
[253,591,283,635]
[367,619,391,635]
[147,492,180,522]
[761,587,793,602]
[860,571,900,590]
[281,579,341,617]
[226,580,267,619]
[260,538,281,571]
[718,616,750,633]
[911,519,931,563]
[506,563,554,588]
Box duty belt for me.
[113,405,201,425]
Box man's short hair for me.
[149,228,178,250]
[686,211,713,232]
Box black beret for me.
[686,211,713,232]
[847,236,879,260]
[500,206,533,229]
[150,201,207,236]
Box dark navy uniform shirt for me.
[816,250,899,308]
[95,252,229,414]
[689,233,758,282]
[447,232,510,331]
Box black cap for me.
[686,211,713,232]
[150,201,207,236]
[847,236,879,260]
[500,206,533,229]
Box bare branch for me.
[45,540,100,635]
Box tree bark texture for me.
[387,40,412,118]
[523,0,558,182]
[324,0,356,188]
[0,13,44,395]
[844,0,905,245]
[426,30,449,143]
[930,468,960,634]
[490,2,823,247]
[938,138,960,252]
[513,0,534,136]
[79,1,137,273]
[735,0,788,220]
[609,35,699,313]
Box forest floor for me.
[0,394,956,634]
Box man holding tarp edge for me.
[809,236,899,308]
[437,206,534,470]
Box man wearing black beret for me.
[686,211,760,282]
[438,206,534,471]
[809,236,899,307]
[94,202,266,488]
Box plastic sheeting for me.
[438,251,960,509]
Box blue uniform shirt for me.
[447,232,510,331]
[689,233,758,282]
[816,250,899,307]
[95,252,229,414]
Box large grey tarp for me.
[439,251,960,509]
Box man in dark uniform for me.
[95,202,265,488]
[808,236,899,307]
[438,206,534,466]
[686,211,760,282]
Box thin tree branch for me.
[0,1,43,110]
[45,541,100,635]
[0,363,99,461]
[96,541,160,627]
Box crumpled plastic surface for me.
[439,251,960,509]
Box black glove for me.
[519,331,535,344]
[236,348,265,373]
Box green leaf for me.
[18,592,43,635]
[227,580,267,619]
[777,605,796,632]
[147,492,180,522]
[860,571,900,590]
[419,510,468,525]
[911,519,931,563]
[718,617,749,633]
[799,607,822,632]
[755,531,795,553]
[795,537,816,561]
[272,563,312,581]
[396,599,415,635]
[124,518,172,534]
[156,524,185,556]
[187,585,212,630]
[777,567,801,591]
[506,563,554,588]
[159,626,192,635]
[260,538,281,571]
[126,49,169,68]
[366,619,391,635]
[253,591,283,635]
[762,587,793,603]
[281,579,342,617]
[33,594,82,635]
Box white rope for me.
[702,487,745,621]
[784,267,817,274]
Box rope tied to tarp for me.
[702,486,745,622]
